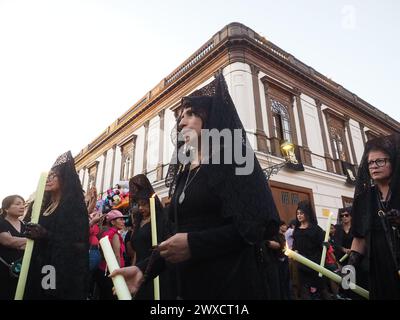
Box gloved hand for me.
[322,241,330,249]
[386,209,400,227]
[24,223,48,240]
[347,250,363,268]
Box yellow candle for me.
[319,210,333,277]
[99,236,132,300]
[285,247,369,299]
[149,194,160,300]
[15,172,48,300]
[339,253,349,263]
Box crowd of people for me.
[0,74,399,300]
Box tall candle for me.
[149,194,160,300]
[339,253,349,263]
[15,172,48,300]
[99,236,132,300]
[285,246,369,299]
[319,210,333,277]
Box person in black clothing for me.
[349,134,400,299]
[334,207,353,264]
[24,151,89,300]
[266,221,290,299]
[0,195,27,300]
[126,174,173,300]
[111,72,280,299]
[292,200,330,300]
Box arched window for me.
[271,99,292,142]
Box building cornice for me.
[75,22,400,166]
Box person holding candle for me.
[95,209,126,300]
[111,73,280,299]
[0,195,27,300]
[334,207,353,264]
[23,151,89,300]
[126,174,173,300]
[349,134,400,299]
[292,200,331,300]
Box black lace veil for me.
[165,72,280,244]
[27,151,89,299]
[352,134,400,237]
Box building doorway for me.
[269,181,314,224]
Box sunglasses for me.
[340,213,350,218]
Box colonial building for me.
[75,22,400,225]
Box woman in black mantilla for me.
[349,134,400,299]
[24,151,89,299]
[112,73,280,299]
[127,174,173,299]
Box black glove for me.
[386,209,400,227]
[24,223,48,240]
[322,241,330,249]
[347,250,363,268]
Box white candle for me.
[285,246,369,299]
[319,210,333,277]
[99,236,132,300]
[339,253,349,263]
[15,172,48,300]
[149,194,160,300]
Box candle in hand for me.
[149,193,160,300]
[99,236,132,300]
[284,245,369,299]
[15,172,48,300]
[319,209,333,277]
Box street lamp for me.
[263,140,297,180]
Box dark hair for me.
[296,200,318,226]
[338,206,352,216]
[178,96,211,130]
[1,195,25,217]
[279,220,286,226]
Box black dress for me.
[0,218,26,300]
[292,225,325,291]
[25,200,89,300]
[368,194,400,299]
[131,221,173,300]
[333,224,353,261]
[169,166,268,299]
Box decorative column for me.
[316,99,335,173]
[345,116,358,166]
[157,110,165,181]
[100,151,107,193]
[142,121,149,174]
[263,82,280,156]
[109,145,117,189]
[294,89,312,166]
[359,122,367,147]
[250,64,268,153]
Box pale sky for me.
[0,0,399,203]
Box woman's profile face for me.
[45,170,61,193]
[178,107,203,146]
[368,150,392,183]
